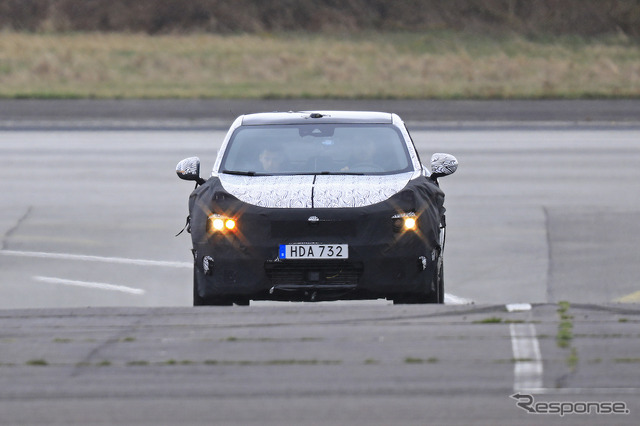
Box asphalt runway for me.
[1,101,640,424]
[1,303,639,426]
[2,122,639,308]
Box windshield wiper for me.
[221,170,272,176]
[317,171,365,176]
[222,170,365,176]
[275,171,366,176]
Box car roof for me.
[241,111,394,126]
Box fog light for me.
[212,218,224,231]
[225,219,235,230]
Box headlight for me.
[403,217,417,230]
[208,214,237,234]
[392,212,417,232]
[212,218,224,231]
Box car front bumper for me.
[191,207,442,302]
[188,175,445,302]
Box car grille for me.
[270,220,357,238]
[264,260,363,286]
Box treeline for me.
[1,0,639,37]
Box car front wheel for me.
[435,255,444,304]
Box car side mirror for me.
[430,153,458,179]
[176,157,205,185]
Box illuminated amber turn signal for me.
[208,215,237,233]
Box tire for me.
[435,223,446,304]
[426,247,444,304]
[435,256,444,304]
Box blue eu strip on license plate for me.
[279,244,348,259]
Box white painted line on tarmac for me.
[5,250,476,305]
[444,293,474,305]
[507,304,639,395]
[506,303,532,312]
[33,276,145,295]
[0,249,191,268]
[510,322,543,391]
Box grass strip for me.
[1,31,639,99]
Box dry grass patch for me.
[1,31,639,98]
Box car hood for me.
[218,173,415,208]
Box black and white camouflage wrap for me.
[218,172,416,208]
[430,153,459,176]
[176,157,201,179]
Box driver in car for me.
[258,145,287,173]
[341,138,382,172]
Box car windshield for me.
[220,124,413,175]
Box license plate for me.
[279,244,348,259]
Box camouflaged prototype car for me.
[177,111,457,305]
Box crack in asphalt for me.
[1,206,32,251]
[70,315,147,378]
